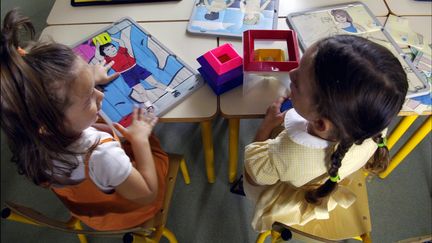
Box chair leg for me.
[123,227,177,243]
[1,207,39,226]
[387,115,418,150]
[228,118,240,183]
[256,230,271,243]
[360,232,372,243]
[179,158,191,185]
[200,120,215,183]
[67,217,88,243]
[379,116,431,179]
[162,227,178,243]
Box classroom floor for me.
[1,1,431,243]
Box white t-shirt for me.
[53,127,132,192]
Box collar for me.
[284,109,331,149]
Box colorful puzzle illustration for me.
[287,2,431,98]
[72,18,203,127]
[188,0,279,37]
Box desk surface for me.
[218,17,428,118]
[48,0,389,25]
[47,0,194,25]
[41,22,218,122]
[385,0,432,16]
[278,0,389,17]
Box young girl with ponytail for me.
[1,9,169,231]
[243,35,408,232]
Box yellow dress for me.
[244,109,382,232]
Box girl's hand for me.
[262,96,287,129]
[93,60,120,85]
[113,106,158,144]
[254,97,287,142]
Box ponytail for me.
[1,8,34,59]
[1,9,85,186]
[364,134,390,174]
[305,140,353,204]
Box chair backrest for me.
[257,169,371,243]
[262,127,371,241]
[289,169,371,240]
[1,153,182,238]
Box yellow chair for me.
[379,115,431,178]
[256,169,372,243]
[1,153,189,243]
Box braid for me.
[303,35,407,204]
[305,140,353,204]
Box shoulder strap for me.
[83,137,116,177]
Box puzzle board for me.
[72,17,203,127]
[187,0,279,37]
[286,2,430,98]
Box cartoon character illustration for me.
[196,0,206,6]
[330,9,366,33]
[94,26,181,110]
[240,0,271,25]
[203,0,235,20]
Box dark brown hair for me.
[1,9,91,186]
[305,35,408,204]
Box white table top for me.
[48,0,389,25]
[219,17,388,118]
[40,22,218,121]
[47,0,194,25]
[278,0,389,17]
[385,0,432,16]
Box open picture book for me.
[187,0,279,37]
[286,2,430,98]
[72,17,203,128]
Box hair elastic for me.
[329,174,340,182]
[17,47,27,56]
[377,137,387,148]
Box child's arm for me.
[254,96,287,142]
[112,106,159,205]
[91,122,112,133]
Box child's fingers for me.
[270,99,282,111]
[275,96,285,105]
[100,59,106,66]
[113,123,128,137]
[105,60,115,70]
[149,116,158,127]
[138,106,146,121]
[107,72,120,82]
[132,106,139,120]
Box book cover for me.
[286,2,430,98]
[72,17,203,128]
[187,0,279,37]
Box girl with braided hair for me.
[242,35,408,232]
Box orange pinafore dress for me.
[52,134,168,231]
